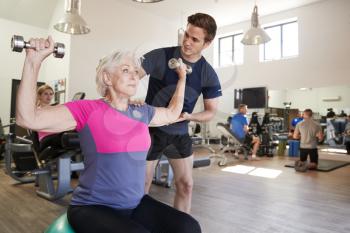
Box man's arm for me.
[243,124,249,133]
[293,125,301,139]
[16,37,76,133]
[149,60,187,126]
[178,98,219,123]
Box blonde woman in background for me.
[36,84,54,108]
[34,84,62,149]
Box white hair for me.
[95,50,142,97]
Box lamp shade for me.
[241,5,270,45]
[54,0,90,35]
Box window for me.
[218,33,243,67]
[260,20,298,61]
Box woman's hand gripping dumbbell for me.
[168,58,192,74]
[11,35,65,58]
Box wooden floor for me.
[1,146,350,233]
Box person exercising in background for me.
[36,84,54,108]
[338,110,347,117]
[326,108,336,118]
[344,115,350,154]
[249,112,262,136]
[291,112,303,130]
[138,13,222,213]
[35,84,64,150]
[288,112,303,139]
[293,109,323,170]
[230,104,260,160]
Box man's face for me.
[240,106,248,115]
[181,23,210,58]
[302,111,310,119]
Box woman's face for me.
[39,89,54,106]
[109,58,140,97]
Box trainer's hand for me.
[129,98,145,107]
[174,112,191,123]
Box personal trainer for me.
[139,13,222,213]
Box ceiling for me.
[0,0,58,28]
[123,0,324,27]
[0,0,324,29]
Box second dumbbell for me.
[11,35,65,58]
[168,58,192,74]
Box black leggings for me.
[67,195,201,233]
[39,133,63,151]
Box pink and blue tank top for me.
[64,99,155,209]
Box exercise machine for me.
[215,122,249,166]
[4,134,39,183]
[4,132,84,200]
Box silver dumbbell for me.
[168,58,192,74]
[11,35,65,58]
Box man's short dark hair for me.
[187,13,217,42]
[239,104,247,110]
[304,109,313,117]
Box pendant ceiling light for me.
[241,5,270,45]
[133,0,164,3]
[54,0,90,35]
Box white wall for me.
[205,0,350,137]
[268,90,287,109]
[285,86,350,115]
[268,86,350,116]
[67,0,179,100]
[0,18,47,129]
[44,0,71,87]
[215,0,350,89]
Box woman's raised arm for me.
[149,59,187,127]
[16,37,76,132]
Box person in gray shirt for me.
[344,115,350,154]
[293,109,323,170]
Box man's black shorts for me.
[299,148,319,164]
[147,128,193,161]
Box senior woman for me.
[16,36,201,233]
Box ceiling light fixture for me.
[54,0,90,35]
[299,88,312,91]
[241,5,270,45]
